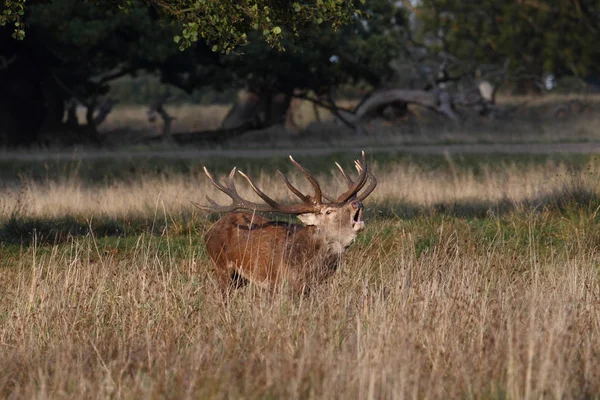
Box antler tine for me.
[203,166,230,193]
[333,160,359,201]
[237,171,281,208]
[276,170,312,203]
[206,196,221,208]
[288,155,323,203]
[223,167,237,190]
[237,170,320,213]
[335,162,354,186]
[336,151,369,203]
[336,157,375,202]
[356,173,377,202]
[200,166,274,213]
[198,160,329,215]
[191,199,212,212]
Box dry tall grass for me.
[2,158,600,398]
[1,158,597,220]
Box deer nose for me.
[351,201,363,209]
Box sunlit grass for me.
[2,154,600,398]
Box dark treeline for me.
[0,0,598,146]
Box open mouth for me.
[351,208,364,230]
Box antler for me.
[197,156,325,214]
[193,167,275,213]
[357,171,377,202]
[334,151,372,202]
[336,151,369,202]
[197,152,375,214]
[278,155,323,204]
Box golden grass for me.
[94,104,231,135]
[2,158,600,398]
[1,158,597,220]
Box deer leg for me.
[231,270,249,289]
[213,263,251,298]
[212,264,235,298]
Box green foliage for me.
[218,0,408,95]
[3,0,364,52]
[0,0,26,39]
[416,0,600,78]
[107,75,238,105]
[19,0,183,105]
[162,0,362,52]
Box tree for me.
[0,0,409,145]
[215,0,409,129]
[0,0,373,145]
[0,0,203,144]
[2,0,365,52]
[414,0,600,92]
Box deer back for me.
[204,212,338,291]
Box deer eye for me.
[325,210,334,215]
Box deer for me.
[197,152,377,295]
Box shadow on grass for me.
[0,211,212,246]
[0,215,131,245]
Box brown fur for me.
[201,152,375,294]
[205,202,363,294]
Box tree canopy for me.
[415,0,600,85]
[1,0,366,52]
[1,0,599,146]
[0,0,406,144]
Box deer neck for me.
[304,225,354,257]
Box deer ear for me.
[297,213,320,226]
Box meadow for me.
[2,150,600,399]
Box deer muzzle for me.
[351,201,365,232]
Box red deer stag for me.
[198,152,377,294]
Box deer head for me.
[198,152,377,293]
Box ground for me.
[2,98,600,398]
[93,93,600,147]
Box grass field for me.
[2,151,600,398]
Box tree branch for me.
[291,91,358,132]
[96,67,137,84]
[290,92,352,114]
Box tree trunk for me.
[38,73,66,134]
[221,89,292,131]
[221,90,260,130]
[0,53,45,145]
